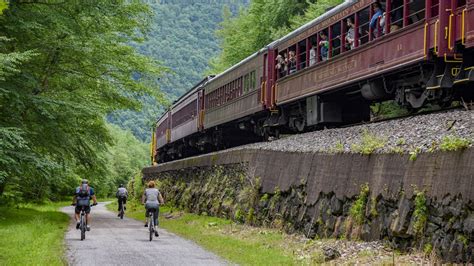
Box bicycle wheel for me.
[80,214,86,241]
[120,207,124,219]
[149,213,153,241]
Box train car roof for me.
[268,0,356,48]
[155,75,215,124]
[171,75,215,107]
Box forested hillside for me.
[108,0,248,142]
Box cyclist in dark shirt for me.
[72,179,98,231]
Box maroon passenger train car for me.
[152,0,474,164]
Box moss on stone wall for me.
[146,164,473,263]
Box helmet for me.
[81,179,89,184]
[119,184,124,188]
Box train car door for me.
[197,90,205,131]
[266,49,276,109]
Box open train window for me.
[344,15,356,50]
[308,35,317,66]
[388,0,404,32]
[297,40,306,70]
[358,7,370,45]
[330,22,341,57]
[407,0,425,26]
[288,45,297,75]
[277,50,287,78]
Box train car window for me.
[407,0,425,26]
[330,23,341,57]
[225,83,229,102]
[345,15,356,50]
[219,87,223,106]
[297,40,306,70]
[250,71,256,91]
[358,7,370,45]
[244,74,249,94]
[238,77,242,96]
[288,46,296,75]
[457,0,466,7]
[388,0,404,32]
[309,35,318,66]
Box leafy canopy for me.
[0,0,164,201]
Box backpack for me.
[117,187,127,197]
[78,184,90,199]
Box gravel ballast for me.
[236,109,474,154]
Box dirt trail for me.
[62,202,226,266]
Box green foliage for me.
[370,197,378,218]
[351,129,387,155]
[331,140,345,153]
[412,190,428,235]
[0,0,7,15]
[0,1,161,202]
[210,0,315,73]
[409,147,421,161]
[439,135,471,152]
[370,100,409,119]
[423,243,433,256]
[457,234,468,248]
[349,184,370,225]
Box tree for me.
[209,0,343,73]
[0,1,164,201]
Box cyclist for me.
[116,184,128,217]
[141,181,164,237]
[72,179,98,231]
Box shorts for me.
[75,205,91,214]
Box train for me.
[151,0,474,164]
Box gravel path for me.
[62,202,226,266]
[237,109,474,154]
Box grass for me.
[351,130,386,155]
[0,201,70,265]
[106,200,431,265]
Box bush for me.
[349,184,370,225]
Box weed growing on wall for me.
[412,190,428,235]
[349,184,370,225]
[439,135,471,152]
[351,130,386,155]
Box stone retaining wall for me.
[142,148,474,262]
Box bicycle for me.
[74,203,96,240]
[119,201,125,219]
[147,209,155,241]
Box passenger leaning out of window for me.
[288,51,297,74]
[369,2,384,38]
[319,32,329,61]
[275,54,287,77]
